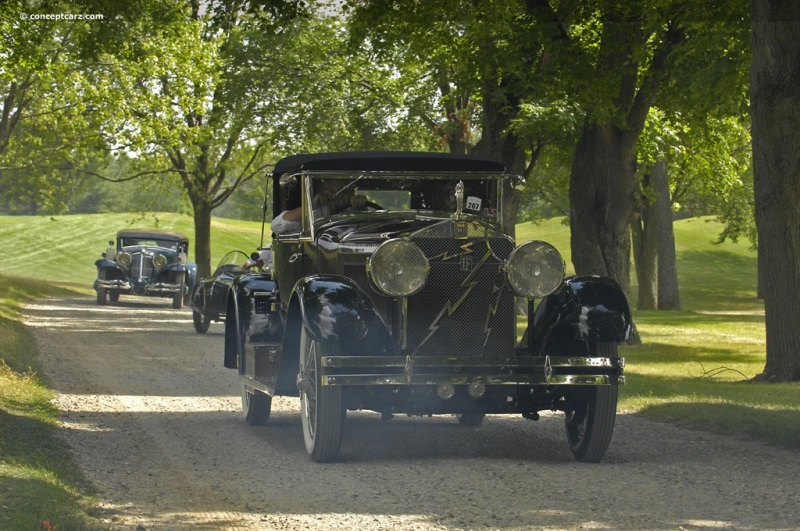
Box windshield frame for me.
[297,170,506,238]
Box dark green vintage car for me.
[224,152,631,463]
[94,229,197,309]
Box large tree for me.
[568,3,685,298]
[568,1,750,302]
[84,1,302,276]
[750,0,800,382]
[0,0,186,215]
[347,0,577,234]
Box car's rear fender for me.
[528,276,632,354]
[275,275,395,395]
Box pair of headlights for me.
[116,252,168,269]
[366,239,565,299]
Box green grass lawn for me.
[0,212,263,286]
[518,216,800,448]
[1,212,798,527]
[0,278,103,530]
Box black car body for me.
[94,229,197,309]
[188,249,267,333]
[224,152,631,462]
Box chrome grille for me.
[406,236,516,357]
[131,252,154,279]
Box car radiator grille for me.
[346,235,517,358]
[131,253,154,279]
[408,236,516,358]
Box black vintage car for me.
[94,229,198,309]
[188,249,268,333]
[224,152,631,463]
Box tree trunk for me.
[192,198,213,279]
[632,170,657,310]
[569,121,638,299]
[750,0,800,382]
[652,160,681,310]
[472,94,525,239]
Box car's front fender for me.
[95,258,123,272]
[292,275,392,344]
[529,276,632,354]
[274,275,395,396]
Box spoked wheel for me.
[456,413,486,427]
[242,386,272,425]
[96,287,107,305]
[193,311,211,333]
[172,275,185,309]
[298,325,344,462]
[564,342,619,463]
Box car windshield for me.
[214,251,251,276]
[306,172,501,224]
[120,238,183,250]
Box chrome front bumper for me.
[95,279,132,290]
[320,355,625,386]
[145,281,182,294]
[94,280,181,294]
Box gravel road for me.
[24,295,800,530]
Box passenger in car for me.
[270,208,302,234]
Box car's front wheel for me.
[298,325,344,462]
[564,342,619,463]
[242,386,271,425]
[193,311,211,333]
[172,274,185,309]
[96,287,107,305]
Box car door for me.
[272,236,305,309]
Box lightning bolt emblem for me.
[413,249,492,354]
[483,269,506,348]
[429,241,473,262]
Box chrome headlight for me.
[117,252,132,267]
[153,253,167,269]
[506,241,564,299]
[367,239,429,297]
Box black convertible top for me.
[272,151,506,178]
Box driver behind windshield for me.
[311,178,367,218]
[271,178,368,234]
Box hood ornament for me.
[454,180,465,219]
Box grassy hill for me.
[0,212,264,287]
[516,216,760,311]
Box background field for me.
[1,213,798,449]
